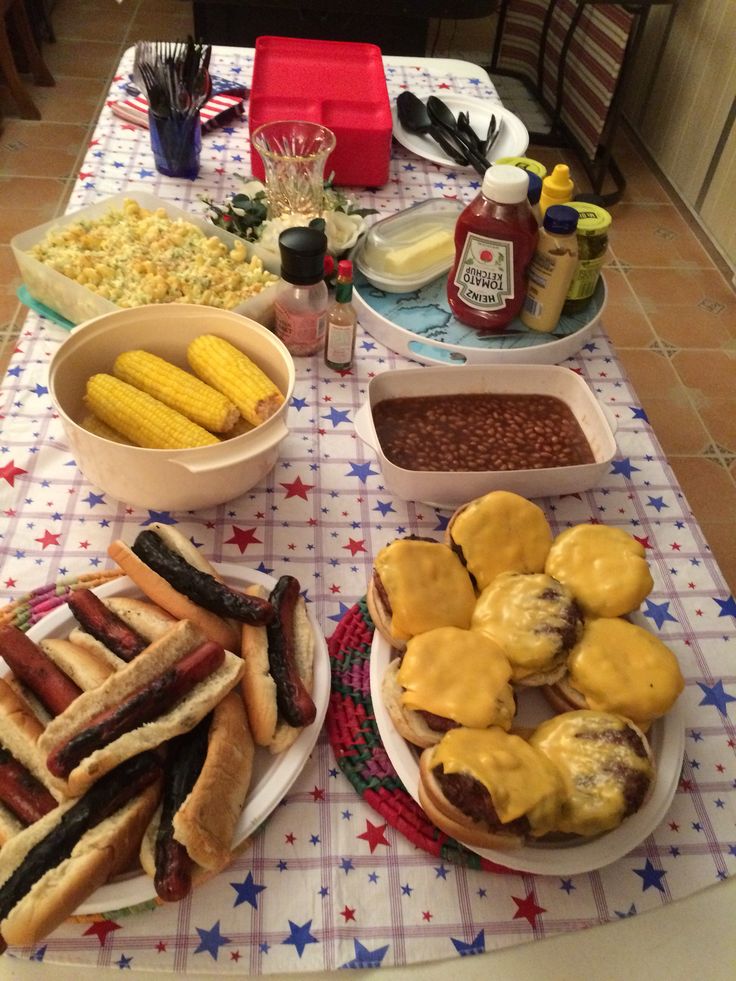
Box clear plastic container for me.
[355,198,463,293]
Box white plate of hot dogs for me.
[19,563,330,915]
[369,628,685,876]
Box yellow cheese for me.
[530,710,654,836]
[545,524,653,617]
[431,727,563,836]
[397,627,515,729]
[471,572,578,680]
[381,228,455,276]
[568,617,684,724]
[374,539,476,641]
[450,491,552,591]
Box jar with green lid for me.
[562,202,612,315]
[494,156,548,179]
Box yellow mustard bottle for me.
[520,205,579,333]
[539,164,574,218]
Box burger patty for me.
[574,725,651,817]
[419,710,460,734]
[435,766,530,836]
[536,585,584,653]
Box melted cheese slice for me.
[545,524,653,617]
[375,540,476,640]
[431,727,563,836]
[471,572,577,680]
[568,618,684,724]
[450,491,552,591]
[530,710,654,836]
[397,627,515,729]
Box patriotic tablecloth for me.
[0,46,734,975]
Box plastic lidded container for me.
[495,156,548,179]
[355,198,463,293]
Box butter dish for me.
[354,198,462,292]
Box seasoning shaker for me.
[274,226,329,356]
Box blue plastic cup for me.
[148,111,201,180]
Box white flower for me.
[322,211,364,252]
[241,179,266,199]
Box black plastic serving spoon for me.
[396,91,469,166]
[426,96,491,175]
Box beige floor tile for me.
[669,456,736,525]
[696,520,736,594]
[600,268,656,348]
[0,176,67,214]
[51,0,130,41]
[638,396,711,455]
[44,41,125,81]
[28,76,108,125]
[616,347,683,400]
[672,349,736,401]
[609,203,715,268]
[625,267,736,316]
[697,399,736,456]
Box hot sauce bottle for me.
[447,165,538,332]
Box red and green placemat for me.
[326,597,514,874]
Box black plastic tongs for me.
[396,91,470,166]
[426,96,498,176]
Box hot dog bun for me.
[140,690,254,886]
[0,757,160,947]
[37,619,245,797]
[65,595,178,670]
[108,536,239,652]
[240,582,314,754]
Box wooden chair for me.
[488,0,677,205]
[0,0,55,122]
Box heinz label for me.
[452,233,514,310]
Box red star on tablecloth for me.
[281,476,314,500]
[340,906,356,922]
[0,460,27,486]
[634,535,652,549]
[83,919,121,945]
[357,819,390,853]
[309,786,325,801]
[224,526,262,553]
[156,941,167,952]
[35,530,61,549]
[512,891,546,927]
[343,538,366,556]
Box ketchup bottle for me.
[447,165,538,331]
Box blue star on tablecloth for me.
[115,954,133,969]
[647,495,669,512]
[292,396,309,411]
[610,458,640,479]
[697,680,736,716]
[615,903,637,918]
[82,491,106,508]
[633,859,667,892]
[194,921,230,959]
[631,406,648,421]
[282,919,318,957]
[346,461,379,483]
[231,871,266,909]
[30,946,46,962]
[642,599,678,629]
[341,939,390,968]
[714,595,736,618]
[142,510,177,525]
[328,601,352,623]
[322,407,352,427]
[32,383,48,396]
[451,929,485,956]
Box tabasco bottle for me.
[447,164,538,331]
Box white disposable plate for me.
[392,93,529,169]
[369,628,685,876]
[20,563,330,914]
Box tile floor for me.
[1,0,735,591]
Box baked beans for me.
[372,393,595,472]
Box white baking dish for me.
[354,364,617,508]
[49,304,295,511]
[11,190,280,327]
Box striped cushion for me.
[496,0,635,160]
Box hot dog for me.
[0,626,83,718]
[0,679,60,846]
[139,689,254,901]
[37,619,245,797]
[240,577,316,754]
[0,752,161,949]
[107,523,274,652]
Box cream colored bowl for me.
[49,304,295,510]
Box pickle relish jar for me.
[562,202,612,315]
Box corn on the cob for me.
[85,374,220,450]
[113,349,239,433]
[187,334,284,428]
[79,413,133,445]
